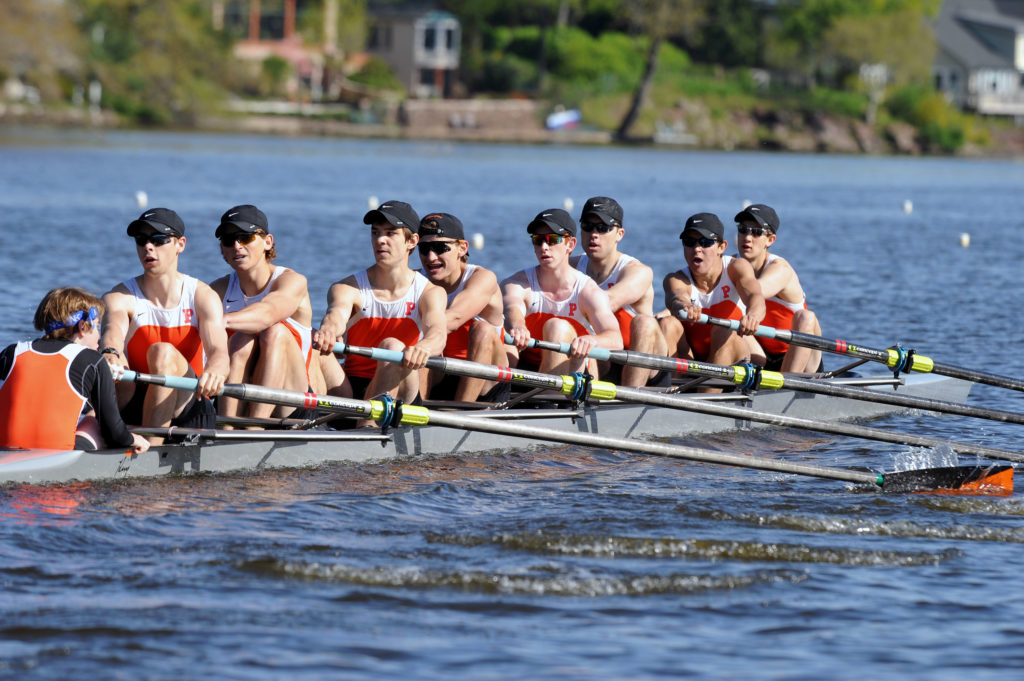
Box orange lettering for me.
[569,303,577,316]
[406,302,416,316]
[184,309,194,324]
[721,286,731,299]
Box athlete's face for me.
[735,220,775,261]
[220,230,271,271]
[681,230,725,275]
[530,227,575,268]
[417,235,466,285]
[134,230,184,272]
[579,216,623,260]
[370,223,416,265]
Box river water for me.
[1,127,1024,680]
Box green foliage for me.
[348,56,405,92]
[885,84,967,152]
[804,87,867,118]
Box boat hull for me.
[0,373,972,486]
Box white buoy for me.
[563,197,574,212]
[471,233,485,250]
[367,195,379,210]
[135,190,148,209]
[959,232,970,248]
[741,199,752,209]
[903,199,913,214]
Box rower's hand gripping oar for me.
[694,312,1024,394]
[335,342,1024,465]
[505,332,1024,428]
[119,368,1010,495]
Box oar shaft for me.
[335,345,1024,462]
[700,314,1024,393]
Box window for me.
[424,27,436,50]
[446,28,455,51]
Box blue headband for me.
[45,307,99,333]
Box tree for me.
[0,0,84,102]
[615,0,705,141]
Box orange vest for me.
[0,342,87,450]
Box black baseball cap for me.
[127,208,185,237]
[679,212,725,240]
[527,208,576,237]
[581,196,623,226]
[216,204,268,237]
[734,204,780,233]
[419,212,465,240]
[363,200,419,229]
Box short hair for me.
[34,287,105,340]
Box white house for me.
[368,4,460,98]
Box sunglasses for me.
[133,233,174,248]
[530,233,565,246]
[417,241,458,256]
[681,235,719,249]
[219,232,261,248]
[580,222,616,234]
[737,224,771,237]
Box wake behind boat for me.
[0,371,977,486]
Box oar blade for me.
[881,464,1014,496]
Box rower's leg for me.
[659,315,693,360]
[319,353,352,398]
[782,309,822,374]
[622,314,668,387]
[539,318,582,375]
[707,325,749,367]
[455,320,502,402]
[365,337,419,404]
[220,331,256,426]
[142,342,193,444]
[249,323,309,420]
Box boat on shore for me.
[0,372,972,487]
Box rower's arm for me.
[602,259,653,313]
[729,259,766,333]
[194,282,230,396]
[445,268,498,333]
[755,256,795,299]
[313,278,360,354]
[663,271,699,320]
[99,285,133,368]
[501,272,531,348]
[224,269,309,335]
[410,283,448,360]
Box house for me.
[367,4,460,98]
[933,0,1024,118]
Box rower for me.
[659,212,766,370]
[312,199,447,405]
[100,208,230,443]
[572,196,669,387]
[416,211,510,403]
[209,204,323,424]
[0,287,149,454]
[733,203,822,373]
[502,208,623,376]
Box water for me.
[2,127,1024,680]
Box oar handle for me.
[501,332,612,361]
[120,370,200,392]
[691,313,790,342]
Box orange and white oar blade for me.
[881,464,1014,495]
[926,464,1014,496]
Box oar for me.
[695,313,1024,394]
[119,369,1010,494]
[508,334,1024,428]
[336,343,1024,464]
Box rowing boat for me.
[0,371,972,486]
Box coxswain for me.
[0,287,149,454]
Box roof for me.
[935,0,1024,70]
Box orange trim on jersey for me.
[444,319,473,360]
[0,352,82,450]
[758,300,806,355]
[520,312,590,366]
[344,317,421,378]
[683,300,743,360]
[125,324,204,376]
[614,307,633,350]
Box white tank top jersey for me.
[524,266,595,334]
[681,255,747,313]
[574,253,640,318]
[222,266,313,364]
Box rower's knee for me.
[793,309,819,334]
[542,317,576,343]
[146,342,188,375]
[377,337,405,352]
